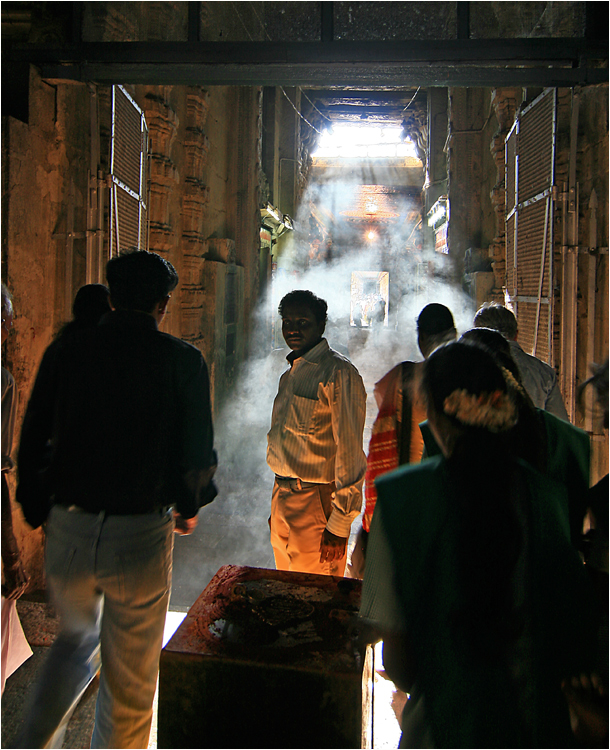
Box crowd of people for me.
[265,289,607,748]
[1,253,607,748]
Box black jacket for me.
[17,310,215,527]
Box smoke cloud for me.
[171,168,476,608]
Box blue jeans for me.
[17,505,174,749]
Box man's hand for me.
[319,529,347,563]
[173,511,198,536]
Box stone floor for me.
[1,607,188,750]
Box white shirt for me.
[267,338,367,537]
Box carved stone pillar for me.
[182,185,211,239]
[179,87,212,346]
[143,92,179,255]
[184,88,211,184]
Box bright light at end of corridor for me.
[313,124,418,159]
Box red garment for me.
[363,362,426,532]
[363,365,402,532]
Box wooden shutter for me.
[110,85,149,255]
[505,88,557,364]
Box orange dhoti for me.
[270,478,346,577]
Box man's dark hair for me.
[417,303,456,357]
[72,284,111,325]
[460,326,511,357]
[459,327,521,383]
[474,302,518,340]
[417,303,455,336]
[278,290,328,326]
[106,251,178,312]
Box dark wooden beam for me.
[5,37,607,87]
[10,38,604,65]
[32,63,606,89]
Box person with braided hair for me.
[360,341,598,748]
[420,328,591,549]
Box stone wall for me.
[445,82,608,483]
[2,68,93,588]
[575,84,609,482]
[1,70,263,588]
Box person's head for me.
[72,284,111,326]
[579,358,609,430]
[278,290,327,354]
[424,341,523,653]
[106,250,178,318]
[422,340,518,458]
[459,327,521,384]
[1,283,14,345]
[417,303,457,358]
[473,302,518,341]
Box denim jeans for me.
[17,504,174,749]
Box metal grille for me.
[505,124,517,215]
[505,88,556,363]
[516,200,552,298]
[110,86,149,255]
[505,212,516,296]
[518,92,555,201]
[114,189,140,251]
[518,301,551,361]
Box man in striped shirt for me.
[267,290,367,577]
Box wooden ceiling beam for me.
[4,38,607,87]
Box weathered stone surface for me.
[205,238,236,265]
[159,565,369,749]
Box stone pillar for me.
[447,88,488,261]
[141,88,181,336]
[144,89,179,255]
[426,88,448,215]
[277,87,300,225]
[180,87,211,353]
[232,86,262,335]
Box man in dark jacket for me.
[16,251,216,749]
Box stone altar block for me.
[159,565,372,748]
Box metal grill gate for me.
[110,85,149,255]
[505,88,557,364]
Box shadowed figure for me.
[15,252,216,749]
[360,341,598,748]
